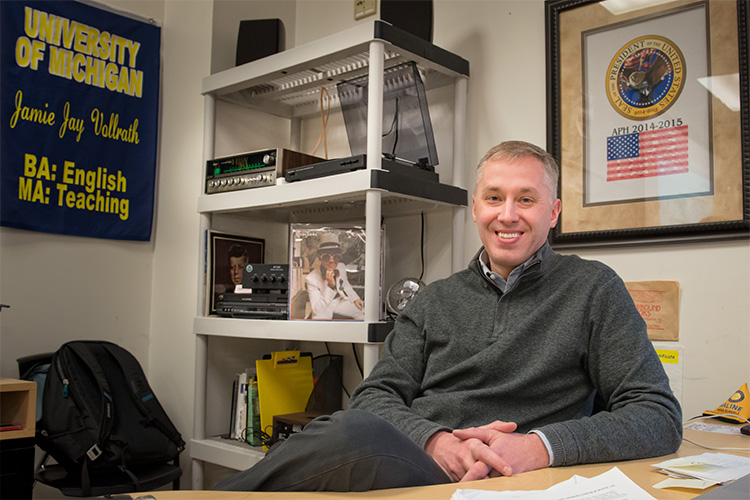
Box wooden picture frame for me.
[546,0,750,247]
[208,231,264,315]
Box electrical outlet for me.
[354,0,377,20]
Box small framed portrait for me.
[209,231,264,314]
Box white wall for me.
[0,0,747,495]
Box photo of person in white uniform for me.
[305,232,364,320]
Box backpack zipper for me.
[55,356,70,398]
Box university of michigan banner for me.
[0,1,161,241]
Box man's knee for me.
[303,409,398,448]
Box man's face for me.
[472,156,561,279]
[229,256,245,285]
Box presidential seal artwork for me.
[550,0,745,243]
[606,35,685,121]
[603,35,690,184]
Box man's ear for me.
[471,194,477,222]
[550,198,561,228]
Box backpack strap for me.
[62,342,115,462]
[101,342,185,449]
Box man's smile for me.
[496,231,521,240]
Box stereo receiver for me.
[205,148,323,194]
[216,264,290,319]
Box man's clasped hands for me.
[424,421,551,482]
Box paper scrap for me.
[652,453,750,484]
[653,477,718,490]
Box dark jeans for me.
[212,409,451,491]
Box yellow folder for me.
[255,351,313,449]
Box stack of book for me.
[228,371,262,446]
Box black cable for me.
[382,97,400,157]
[392,97,399,156]
[419,212,425,281]
[351,343,363,378]
[382,99,398,137]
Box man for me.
[214,141,682,491]
[228,244,249,290]
[305,233,365,319]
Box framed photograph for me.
[546,0,749,247]
[209,231,264,315]
[289,225,371,321]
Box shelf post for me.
[364,39,385,321]
[192,94,216,490]
[192,334,208,489]
[365,40,384,167]
[362,39,385,378]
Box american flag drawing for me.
[606,125,688,181]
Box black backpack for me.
[37,341,185,485]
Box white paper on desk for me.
[451,467,657,500]
[683,422,743,435]
[653,477,718,490]
[652,453,750,484]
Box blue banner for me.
[1,1,161,241]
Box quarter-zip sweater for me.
[350,243,682,466]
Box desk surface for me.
[146,427,749,500]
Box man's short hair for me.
[228,244,249,262]
[475,141,559,202]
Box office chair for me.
[17,352,182,497]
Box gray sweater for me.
[350,243,682,466]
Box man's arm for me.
[349,300,444,445]
[536,274,682,466]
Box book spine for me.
[228,376,238,439]
[247,377,261,446]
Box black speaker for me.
[305,355,343,413]
[380,0,433,43]
[235,19,285,66]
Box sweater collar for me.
[470,242,556,283]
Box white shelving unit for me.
[191,20,469,488]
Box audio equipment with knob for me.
[215,264,290,319]
[205,148,324,194]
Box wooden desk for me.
[145,426,749,500]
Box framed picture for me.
[546,0,749,247]
[289,225,373,321]
[209,231,264,314]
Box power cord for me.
[419,211,425,281]
[312,86,330,159]
[382,97,400,157]
[239,426,273,449]
[682,413,750,451]
[351,343,363,378]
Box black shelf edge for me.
[374,20,470,77]
[368,321,395,342]
[371,169,468,207]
